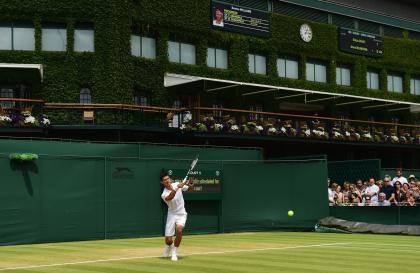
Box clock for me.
[300,24,313,42]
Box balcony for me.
[1,98,419,146]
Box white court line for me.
[0,242,350,271]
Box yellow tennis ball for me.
[288,210,294,217]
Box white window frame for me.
[387,73,403,93]
[207,47,228,69]
[168,40,196,65]
[0,23,35,51]
[248,53,266,75]
[306,61,327,83]
[74,28,94,52]
[336,65,351,86]
[366,70,379,90]
[410,77,420,95]
[42,26,67,52]
[277,56,299,79]
[131,34,156,59]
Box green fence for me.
[328,159,381,184]
[0,139,327,246]
[380,168,420,181]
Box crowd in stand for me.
[328,169,420,206]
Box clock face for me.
[300,24,313,42]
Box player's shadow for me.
[10,161,39,196]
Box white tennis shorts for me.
[165,213,187,236]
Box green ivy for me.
[0,0,419,123]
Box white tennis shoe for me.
[171,247,178,261]
[163,245,173,258]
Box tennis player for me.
[160,172,193,261]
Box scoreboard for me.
[211,0,270,37]
[168,169,222,199]
[339,28,383,57]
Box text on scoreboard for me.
[168,169,222,193]
[211,0,270,37]
[339,28,383,57]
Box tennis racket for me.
[182,154,199,185]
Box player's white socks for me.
[171,247,178,261]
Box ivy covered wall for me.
[1,0,420,112]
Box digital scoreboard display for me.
[168,169,222,193]
[211,0,270,37]
[339,28,383,57]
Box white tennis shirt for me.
[161,182,189,215]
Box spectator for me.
[402,183,410,195]
[363,178,379,203]
[390,181,405,206]
[328,178,335,205]
[377,192,391,206]
[376,180,383,191]
[356,179,364,192]
[380,176,394,201]
[392,168,408,186]
[405,193,417,206]
[340,194,351,206]
[349,183,362,203]
[408,174,417,183]
[333,183,344,204]
[363,195,377,206]
[342,181,350,195]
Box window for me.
[366,70,379,90]
[74,28,94,52]
[0,23,35,50]
[42,26,67,51]
[207,47,228,69]
[131,35,156,59]
[306,61,327,83]
[133,91,149,106]
[79,88,91,104]
[248,54,266,75]
[168,41,196,65]
[411,77,420,95]
[336,65,351,86]
[173,100,182,109]
[0,88,14,108]
[212,103,223,117]
[387,73,403,93]
[277,57,298,79]
[249,104,263,120]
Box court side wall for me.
[0,139,327,245]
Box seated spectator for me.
[377,192,391,206]
[356,179,365,192]
[342,181,350,195]
[380,177,394,201]
[332,183,344,204]
[376,180,383,191]
[402,183,410,195]
[349,183,362,203]
[392,168,408,186]
[339,194,352,206]
[328,178,335,205]
[408,174,417,183]
[390,181,406,206]
[363,195,377,206]
[363,178,379,203]
[405,193,417,206]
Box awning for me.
[0,63,44,82]
[164,73,420,113]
